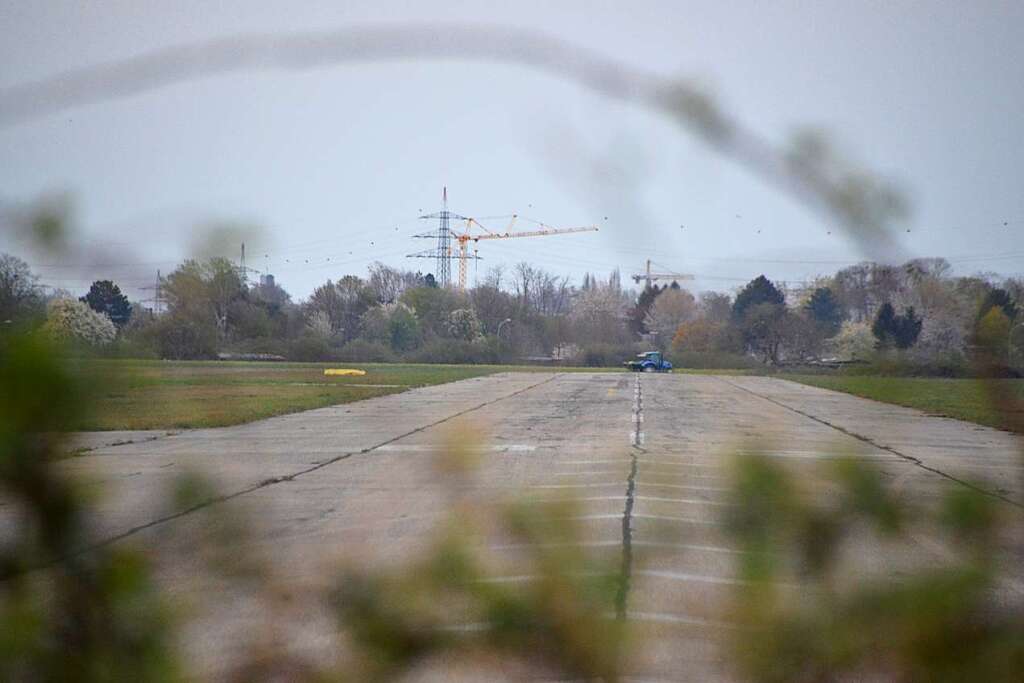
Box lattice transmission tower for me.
[406,187,470,288]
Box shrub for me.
[287,335,333,362]
[828,321,876,361]
[668,351,762,370]
[405,339,496,364]
[445,308,483,341]
[576,343,632,367]
[842,353,971,378]
[672,319,726,354]
[336,340,395,363]
[148,314,218,360]
[41,298,116,347]
[90,337,160,359]
[388,304,422,351]
[227,337,290,358]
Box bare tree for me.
[368,262,421,304]
[699,291,733,324]
[0,252,44,323]
[512,263,571,317]
[645,289,698,346]
[571,283,630,346]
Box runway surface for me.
[18,372,1024,679]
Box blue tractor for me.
[624,351,673,373]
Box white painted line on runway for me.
[434,622,492,632]
[635,495,729,506]
[632,541,743,555]
[490,540,623,550]
[903,460,1024,471]
[476,575,539,584]
[529,482,625,489]
[434,613,739,636]
[626,610,739,629]
[477,571,609,584]
[736,451,899,461]
[632,514,718,525]
[636,482,729,493]
[630,375,643,448]
[530,496,627,504]
[489,540,742,555]
[633,569,744,585]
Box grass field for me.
[68,359,628,431]
[787,375,1024,433]
[69,360,513,431]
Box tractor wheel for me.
[643,366,656,373]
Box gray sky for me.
[2,1,1022,301]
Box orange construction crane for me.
[450,216,598,290]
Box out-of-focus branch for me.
[0,23,906,260]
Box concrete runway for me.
[25,373,1024,678]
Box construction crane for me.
[450,216,598,290]
[631,259,694,289]
[407,190,598,289]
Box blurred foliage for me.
[723,450,1024,682]
[0,333,180,681]
[330,494,626,680]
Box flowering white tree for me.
[42,298,116,347]
[910,310,967,360]
[826,321,875,361]
[305,309,333,339]
[571,285,630,346]
[446,308,482,341]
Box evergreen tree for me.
[804,287,844,337]
[81,279,132,327]
[628,285,663,337]
[872,302,897,349]
[733,275,785,320]
[893,306,923,349]
[977,288,1017,322]
[873,303,922,350]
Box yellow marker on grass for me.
[324,368,366,377]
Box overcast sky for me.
[2,1,1022,301]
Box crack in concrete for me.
[718,378,1023,510]
[616,448,639,620]
[11,373,562,577]
[617,374,644,620]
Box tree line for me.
[2,252,1021,372]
